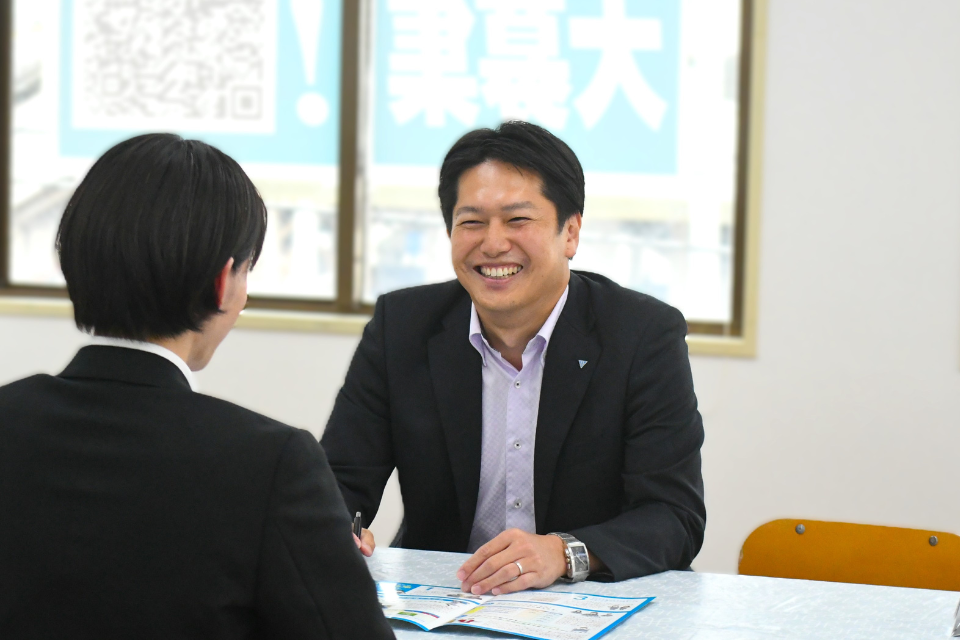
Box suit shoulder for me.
[172,395,322,466]
[573,270,685,328]
[374,279,467,334]
[377,279,465,310]
[187,393,298,438]
[0,375,308,455]
[0,374,52,402]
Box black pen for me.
[353,511,362,538]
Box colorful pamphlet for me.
[377,581,654,640]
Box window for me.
[1,0,762,344]
[5,0,343,301]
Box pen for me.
[353,511,362,539]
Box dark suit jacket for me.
[321,271,706,581]
[0,346,394,640]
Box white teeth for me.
[480,266,521,278]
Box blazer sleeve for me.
[570,306,706,581]
[320,295,396,526]
[254,428,395,640]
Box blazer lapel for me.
[534,274,602,532]
[427,294,484,545]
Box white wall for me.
[2,0,960,574]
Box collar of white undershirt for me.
[88,336,199,392]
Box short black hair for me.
[438,121,585,233]
[57,133,267,340]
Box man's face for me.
[450,160,581,321]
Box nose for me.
[480,219,511,257]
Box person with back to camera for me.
[322,121,706,595]
[0,133,394,639]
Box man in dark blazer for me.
[321,122,705,596]
[0,134,394,639]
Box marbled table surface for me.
[366,547,959,639]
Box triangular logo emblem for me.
[578,360,588,369]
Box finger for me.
[461,546,512,590]
[470,558,526,595]
[464,543,530,593]
[491,572,538,595]
[461,531,535,590]
[361,528,377,552]
[354,532,374,557]
[457,531,514,581]
[457,534,512,582]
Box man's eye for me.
[510,216,531,223]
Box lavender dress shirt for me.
[467,285,569,552]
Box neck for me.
[477,276,568,370]
[148,333,203,371]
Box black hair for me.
[438,120,585,233]
[56,133,267,340]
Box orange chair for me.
[739,519,960,591]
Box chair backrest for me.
[739,519,960,591]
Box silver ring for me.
[514,561,524,577]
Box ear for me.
[564,213,582,259]
[214,258,235,309]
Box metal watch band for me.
[549,532,591,582]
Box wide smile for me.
[475,265,523,280]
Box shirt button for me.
[514,500,522,509]
[513,441,522,449]
[514,381,521,388]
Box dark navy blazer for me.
[322,271,706,581]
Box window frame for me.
[0,0,766,356]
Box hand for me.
[456,529,567,595]
[353,528,376,557]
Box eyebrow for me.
[454,201,536,217]
[501,201,535,212]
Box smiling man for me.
[321,121,705,593]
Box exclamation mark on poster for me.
[291,0,328,126]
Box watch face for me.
[570,543,590,573]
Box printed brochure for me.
[377,581,654,640]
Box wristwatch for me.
[549,532,590,582]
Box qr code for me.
[71,0,277,133]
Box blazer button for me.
[513,500,522,509]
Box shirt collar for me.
[89,336,199,392]
[469,285,570,367]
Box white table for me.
[366,547,959,639]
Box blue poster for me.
[373,0,680,173]
[59,0,342,166]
